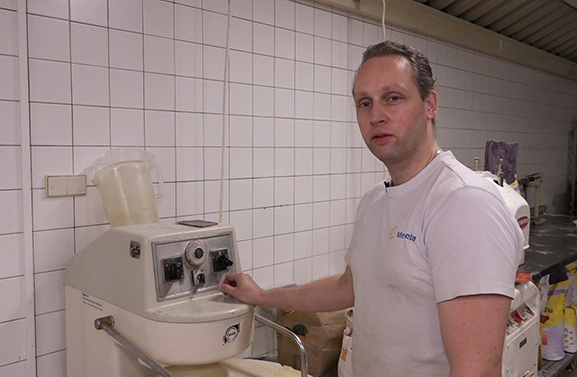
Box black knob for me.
[163,257,183,281]
[215,254,233,270]
[194,248,204,259]
[212,250,233,272]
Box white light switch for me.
[45,175,87,197]
[67,175,87,196]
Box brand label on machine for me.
[223,323,240,344]
[82,293,103,312]
[517,216,529,230]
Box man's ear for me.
[425,90,438,121]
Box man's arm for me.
[438,294,511,377]
[218,265,354,312]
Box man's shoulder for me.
[428,154,504,209]
[436,154,500,194]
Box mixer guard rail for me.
[94,315,173,377]
[254,313,309,377]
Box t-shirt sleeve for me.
[424,186,524,303]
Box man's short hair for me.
[352,40,437,125]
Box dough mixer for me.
[64,222,307,377]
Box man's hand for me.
[218,273,266,307]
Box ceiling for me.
[411,0,577,65]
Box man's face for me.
[353,55,437,165]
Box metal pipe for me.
[497,158,504,186]
[94,316,173,377]
[534,178,541,218]
[254,313,309,377]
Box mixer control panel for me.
[152,231,237,301]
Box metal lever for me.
[254,313,309,377]
[94,316,173,377]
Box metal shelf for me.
[540,352,577,377]
[518,215,577,377]
[569,130,577,219]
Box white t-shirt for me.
[345,151,524,376]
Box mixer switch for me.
[192,270,206,286]
[163,257,184,282]
[211,249,233,272]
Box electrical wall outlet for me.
[45,175,87,197]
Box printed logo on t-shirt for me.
[389,226,417,242]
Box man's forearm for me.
[259,267,354,312]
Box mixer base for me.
[162,359,307,377]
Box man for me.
[219,41,523,376]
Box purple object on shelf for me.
[484,140,518,185]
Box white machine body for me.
[478,171,531,265]
[476,172,539,376]
[503,282,540,377]
[65,222,255,377]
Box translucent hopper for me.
[92,149,163,227]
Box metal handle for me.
[94,316,173,377]
[254,313,309,377]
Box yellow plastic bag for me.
[565,306,577,353]
[542,279,569,361]
[566,263,577,305]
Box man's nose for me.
[370,103,387,125]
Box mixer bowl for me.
[164,359,308,376]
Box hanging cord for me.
[219,0,232,224]
[381,0,390,182]
[382,0,386,40]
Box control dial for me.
[185,240,208,266]
[211,249,233,272]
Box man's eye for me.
[388,96,400,102]
[358,101,371,108]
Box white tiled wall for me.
[2,0,577,375]
[0,1,27,375]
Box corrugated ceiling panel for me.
[460,0,507,22]
[412,0,577,64]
